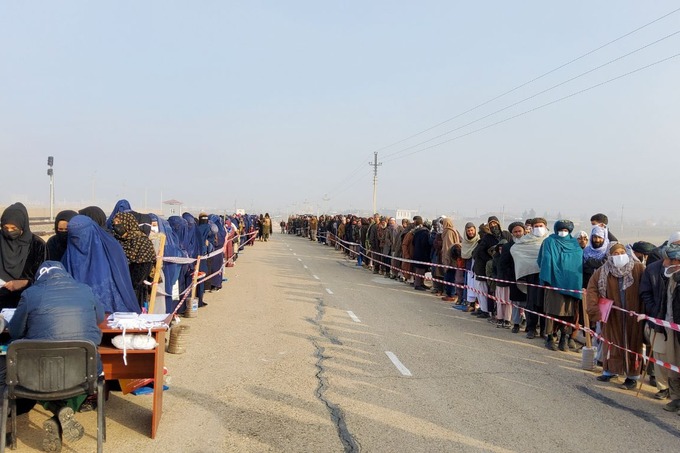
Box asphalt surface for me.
[11,233,680,452]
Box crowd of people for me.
[0,200,266,450]
[287,212,680,415]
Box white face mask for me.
[611,254,630,268]
[150,226,159,233]
[664,264,680,278]
[532,227,546,237]
[557,231,569,238]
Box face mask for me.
[664,264,680,278]
[150,226,159,234]
[490,225,501,235]
[532,227,546,237]
[557,231,569,238]
[56,231,68,243]
[2,229,22,240]
[611,254,630,268]
[113,224,126,237]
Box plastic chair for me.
[0,340,105,452]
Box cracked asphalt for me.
[14,233,680,452]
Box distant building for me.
[396,209,417,221]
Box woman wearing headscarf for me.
[441,218,462,302]
[150,213,184,312]
[460,222,480,312]
[78,206,108,229]
[46,209,78,261]
[62,215,141,313]
[0,202,46,309]
[169,216,191,313]
[586,243,645,389]
[224,217,237,267]
[195,213,214,306]
[112,212,156,308]
[263,213,272,242]
[207,214,226,291]
[106,199,132,230]
[538,220,583,351]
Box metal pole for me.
[49,172,54,222]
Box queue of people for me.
[296,211,680,415]
[0,200,265,451]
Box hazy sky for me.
[2,1,679,221]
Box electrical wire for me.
[382,52,680,163]
[381,29,680,160]
[373,6,680,156]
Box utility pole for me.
[47,156,54,222]
[368,152,382,214]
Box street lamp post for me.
[47,156,54,222]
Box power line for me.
[382,52,680,163]
[381,29,680,160]
[371,6,680,156]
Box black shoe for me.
[58,406,84,442]
[511,324,520,334]
[414,286,427,291]
[477,312,490,319]
[546,335,558,351]
[655,389,670,400]
[620,378,637,390]
[664,399,680,412]
[43,416,62,452]
[526,331,536,339]
[503,321,512,329]
[558,334,568,352]
[649,376,657,388]
[596,374,616,382]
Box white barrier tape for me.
[328,233,680,334]
[322,234,680,373]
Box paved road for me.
[13,234,679,452]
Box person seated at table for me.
[0,202,46,310]
[45,210,78,261]
[62,215,141,314]
[2,261,105,452]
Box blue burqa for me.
[106,199,132,230]
[150,213,184,312]
[538,233,583,299]
[62,215,141,313]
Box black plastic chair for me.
[0,340,105,452]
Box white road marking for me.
[347,311,361,323]
[385,351,412,376]
[303,265,308,269]
[325,288,333,295]
[313,275,320,280]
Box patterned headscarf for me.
[597,243,634,298]
[114,212,156,264]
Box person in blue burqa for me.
[195,213,214,306]
[105,199,132,230]
[168,216,191,313]
[149,213,184,312]
[207,214,227,292]
[61,215,141,314]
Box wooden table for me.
[98,317,170,439]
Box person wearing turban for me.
[538,220,583,351]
